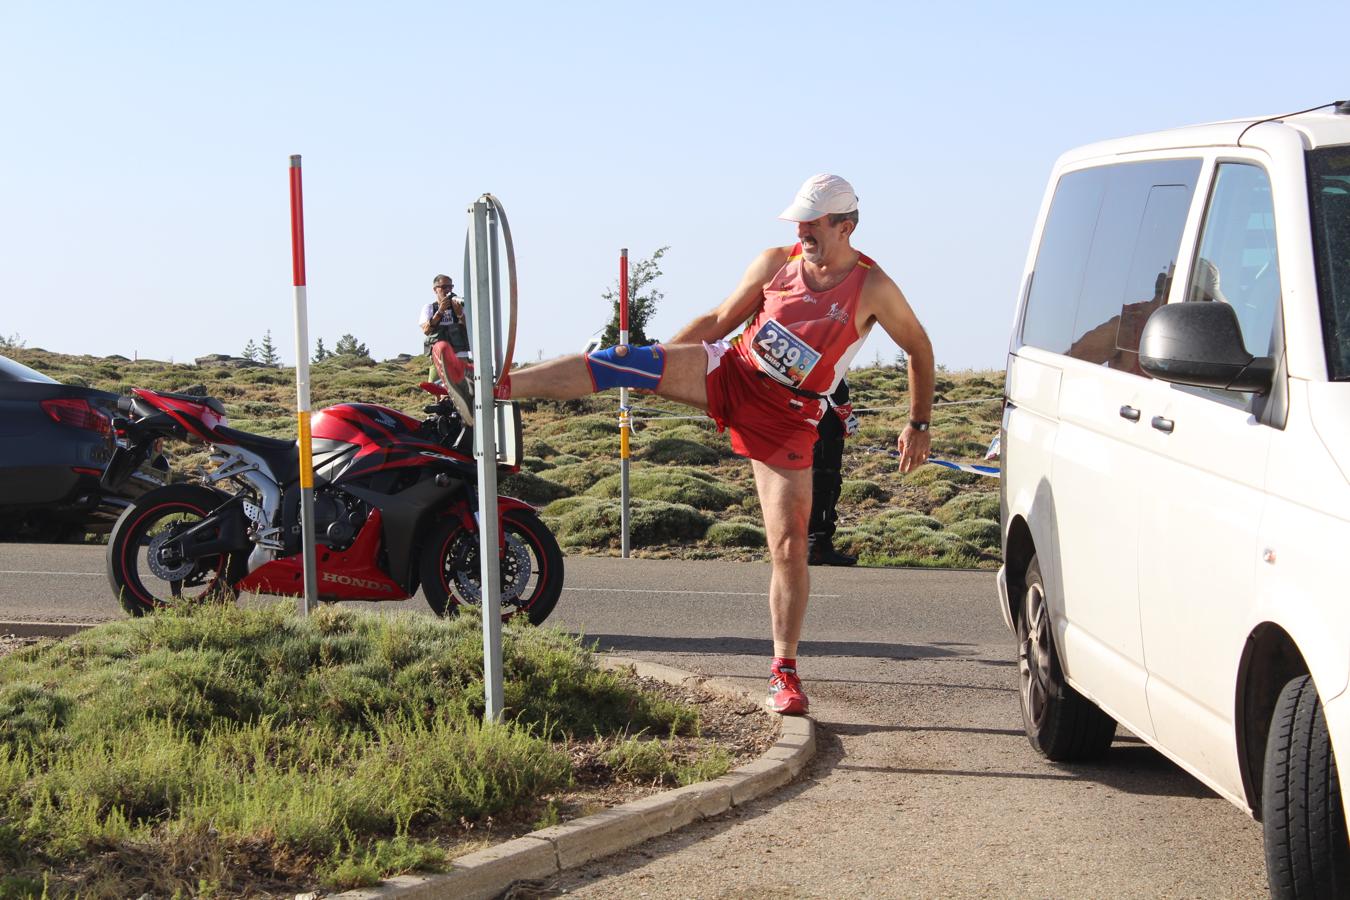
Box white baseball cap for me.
[778,174,859,222]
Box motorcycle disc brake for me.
[147,527,198,581]
[453,532,534,605]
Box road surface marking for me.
[564,587,841,598]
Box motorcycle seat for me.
[213,425,299,485]
[155,391,228,418]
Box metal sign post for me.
[468,196,504,723]
[618,249,631,559]
[287,155,319,616]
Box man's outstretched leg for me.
[431,341,475,425]
[499,343,709,410]
[751,459,814,715]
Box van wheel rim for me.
[1019,581,1052,727]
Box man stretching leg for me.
[499,174,934,714]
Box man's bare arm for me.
[863,268,935,472]
[669,247,790,344]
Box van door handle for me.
[1119,405,1141,422]
[1151,416,1175,434]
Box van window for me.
[1021,160,1200,375]
[1185,163,1281,360]
[1309,147,1350,379]
[1021,169,1106,354]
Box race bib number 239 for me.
[750,318,821,387]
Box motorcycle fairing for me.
[234,508,407,600]
[311,402,472,483]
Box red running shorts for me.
[703,341,824,470]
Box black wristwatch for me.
[909,420,930,432]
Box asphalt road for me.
[0,543,1269,897]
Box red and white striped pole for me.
[289,155,319,615]
[619,248,631,558]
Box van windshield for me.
[1310,147,1350,379]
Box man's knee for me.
[765,522,811,564]
[586,343,666,390]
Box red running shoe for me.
[766,663,809,715]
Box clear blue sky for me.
[1,1,1342,372]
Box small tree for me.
[313,338,330,362]
[0,333,25,351]
[600,246,668,347]
[334,333,371,359]
[241,339,259,362]
[259,330,280,366]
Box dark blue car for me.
[0,354,163,541]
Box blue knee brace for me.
[586,344,665,390]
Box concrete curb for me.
[334,655,815,900]
[0,621,97,639]
[0,623,815,899]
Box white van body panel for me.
[1137,380,1271,803]
[1261,378,1350,703]
[1052,360,1152,732]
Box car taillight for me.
[41,398,112,434]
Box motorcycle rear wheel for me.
[107,484,247,617]
[420,507,564,625]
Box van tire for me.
[1017,554,1116,761]
[1262,674,1350,899]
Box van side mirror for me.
[1139,302,1274,394]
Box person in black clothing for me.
[808,379,858,566]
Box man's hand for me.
[896,422,931,473]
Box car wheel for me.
[1017,554,1116,761]
[1262,674,1350,899]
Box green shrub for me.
[541,496,591,518]
[525,440,560,459]
[933,491,999,525]
[520,456,555,473]
[551,498,711,549]
[926,481,959,505]
[546,460,614,493]
[638,437,722,466]
[497,471,572,505]
[705,521,766,548]
[539,415,619,441]
[839,479,890,503]
[645,423,729,453]
[949,518,1000,551]
[587,469,743,511]
[851,526,985,568]
[901,465,981,488]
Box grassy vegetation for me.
[0,602,727,897]
[9,348,1004,567]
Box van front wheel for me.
[1017,554,1116,761]
[1262,674,1350,899]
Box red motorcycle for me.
[101,384,563,623]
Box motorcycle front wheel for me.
[107,484,247,617]
[420,507,564,625]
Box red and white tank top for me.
[733,243,873,395]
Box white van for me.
[998,102,1350,896]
